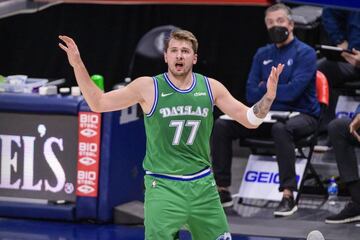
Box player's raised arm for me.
[212,63,283,128]
[59,35,151,113]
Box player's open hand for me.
[266,63,284,100]
[350,114,360,142]
[58,35,82,68]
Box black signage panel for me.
[0,112,77,202]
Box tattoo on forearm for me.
[253,96,274,118]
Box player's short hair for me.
[164,29,198,54]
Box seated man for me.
[318,7,360,87]
[317,8,360,124]
[211,3,320,217]
[326,53,360,224]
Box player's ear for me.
[193,53,198,65]
[164,52,168,63]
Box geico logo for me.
[245,171,280,184]
[0,134,66,192]
[245,170,300,184]
[336,111,355,119]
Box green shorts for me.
[144,173,231,240]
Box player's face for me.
[265,9,294,32]
[164,38,198,77]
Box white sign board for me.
[119,104,139,124]
[237,154,307,201]
[335,95,360,119]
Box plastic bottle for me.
[0,75,5,83]
[91,74,104,91]
[327,176,338,205]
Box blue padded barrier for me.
[0,93,83,221]
[75,101,99,221]
[97,109,146,222]
[0,93,146,222]
[0,201,75,221]
[0,93,82,115]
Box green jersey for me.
[143,72,214,175]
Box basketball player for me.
[59,29,283,240]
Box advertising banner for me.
[76,112,101,197]
[237,154,307,201]
[335,95,360,119]
[0,112,78,202]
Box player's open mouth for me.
[175,63,184,69]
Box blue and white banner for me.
[237,154,307,201]
[335,95,360,119]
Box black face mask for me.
[268,26,289,44]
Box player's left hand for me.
[266,63,284,100]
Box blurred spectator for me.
[211,3,320,217]
[343,48,360,68]
[326,105,360,224]
[317,8,360,124]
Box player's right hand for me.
[58,35,83,68]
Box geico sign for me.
[245,171,300,184]
[336,111,355,119]
[245,171,280,184]
[0,134,65,192]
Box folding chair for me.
[239,70,329,203]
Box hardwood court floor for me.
[0,217,302,240]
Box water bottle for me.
[327,176,338,205]
[91,74,105,91]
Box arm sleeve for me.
[322,8,347,45]
[246,50,267,105]
[275,47,317,102]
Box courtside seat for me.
[239,70,329,202]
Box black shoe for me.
[273,196,298,217]
[325,201,360,224]
[219,190,233,207]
